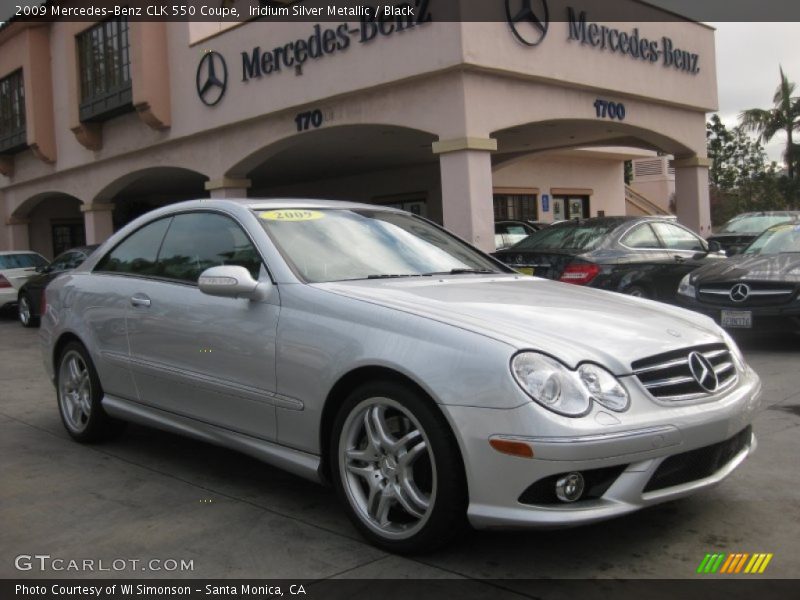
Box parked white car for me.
[0,251,49,313]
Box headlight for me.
[720,329,746,372]
[511,352,629,417]
[578,364,630,411]
[677,273,696,298]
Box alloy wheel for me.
[338,397,436,540]
[18,297,31,326]
[58,350,93,433]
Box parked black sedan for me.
[677,222,800,331]
[707,211,800,256]
[494,216,726,303]
[17,245,98,327]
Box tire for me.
[18,294,39,328]
[624,285,650,299]
[331,380,467,554]
[56,342,126,443]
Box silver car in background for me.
[40,199,762,553]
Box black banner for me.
[3,579,799,600]
[3,0,800,24]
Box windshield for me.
[743,225,800,255]
[719,214,796,234]
[509,222,615,251]
[0,253,48,269]
[255,208,501,283]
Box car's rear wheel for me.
[18,294,38,328]
[624,285,650,299]
[56,342,125,443]
[331,381,467,553]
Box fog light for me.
[555,472,585,502]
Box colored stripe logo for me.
[696,553,773,574]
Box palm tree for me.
[740,67,800,179]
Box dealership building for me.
[0,0,717,258]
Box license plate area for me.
[516,267,535,276]
[721,310,752,328]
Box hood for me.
[690,253,800,284]
[316,275,723,375]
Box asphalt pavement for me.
[1,314,798,581]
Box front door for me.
[123,211,280,441]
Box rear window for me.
[511,223,615,251]
[0,253,48,269]
[719,214,797,234]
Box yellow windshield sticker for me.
[259,209,324,222]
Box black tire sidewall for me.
[330,380,467,554]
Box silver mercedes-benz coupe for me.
[41,199,762,553]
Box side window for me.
[49,252,77,272]
[95,218,171,275]
[621,224,661,249]
[157,213,262,283]
[652,222,707,252]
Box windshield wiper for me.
[366,274,422,279]
[423,268,497,276]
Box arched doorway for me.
[94,167,210,231]
[227,125,441,221]
[12,193,84,259]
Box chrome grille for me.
[698,282,796,307]
[631,343,738,402]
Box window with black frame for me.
[0,70,26,154]
[77,16,133,122]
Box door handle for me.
[673,255,687,263]
[130,294,151,308]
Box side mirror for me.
[35,265,49,273]
[707,240,722,253]
[726,246,740,257]
[198,266,272,301]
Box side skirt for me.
[102,395,323,484]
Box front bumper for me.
[443,368,762,529]
[677,296,800,331]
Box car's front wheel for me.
[18,294,38,328]
[331,381,467,553]
[56,342,125,443]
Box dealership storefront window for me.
[77,16,133,122]
[493,193,538,222]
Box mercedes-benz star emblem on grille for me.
[505,0,550,47]
[729,283,750,303]
[687,351,719,393]
[196,51,228,107]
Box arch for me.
[92,166,210,231]
[490,118,696,163]
[11,191,83,219]
[225,124,439,182]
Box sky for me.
[712,22,800,165]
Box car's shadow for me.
[102,420,743,577]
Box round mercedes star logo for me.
[687,351,718,393]
[729,283,750,303]
[505,0,550,47]
[196,51,228,107]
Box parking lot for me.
[1,314,798,581]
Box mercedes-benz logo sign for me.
[196,51,228,107]
[505,0,550,47]
[687,351,719,393]
[729,283,750,303]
